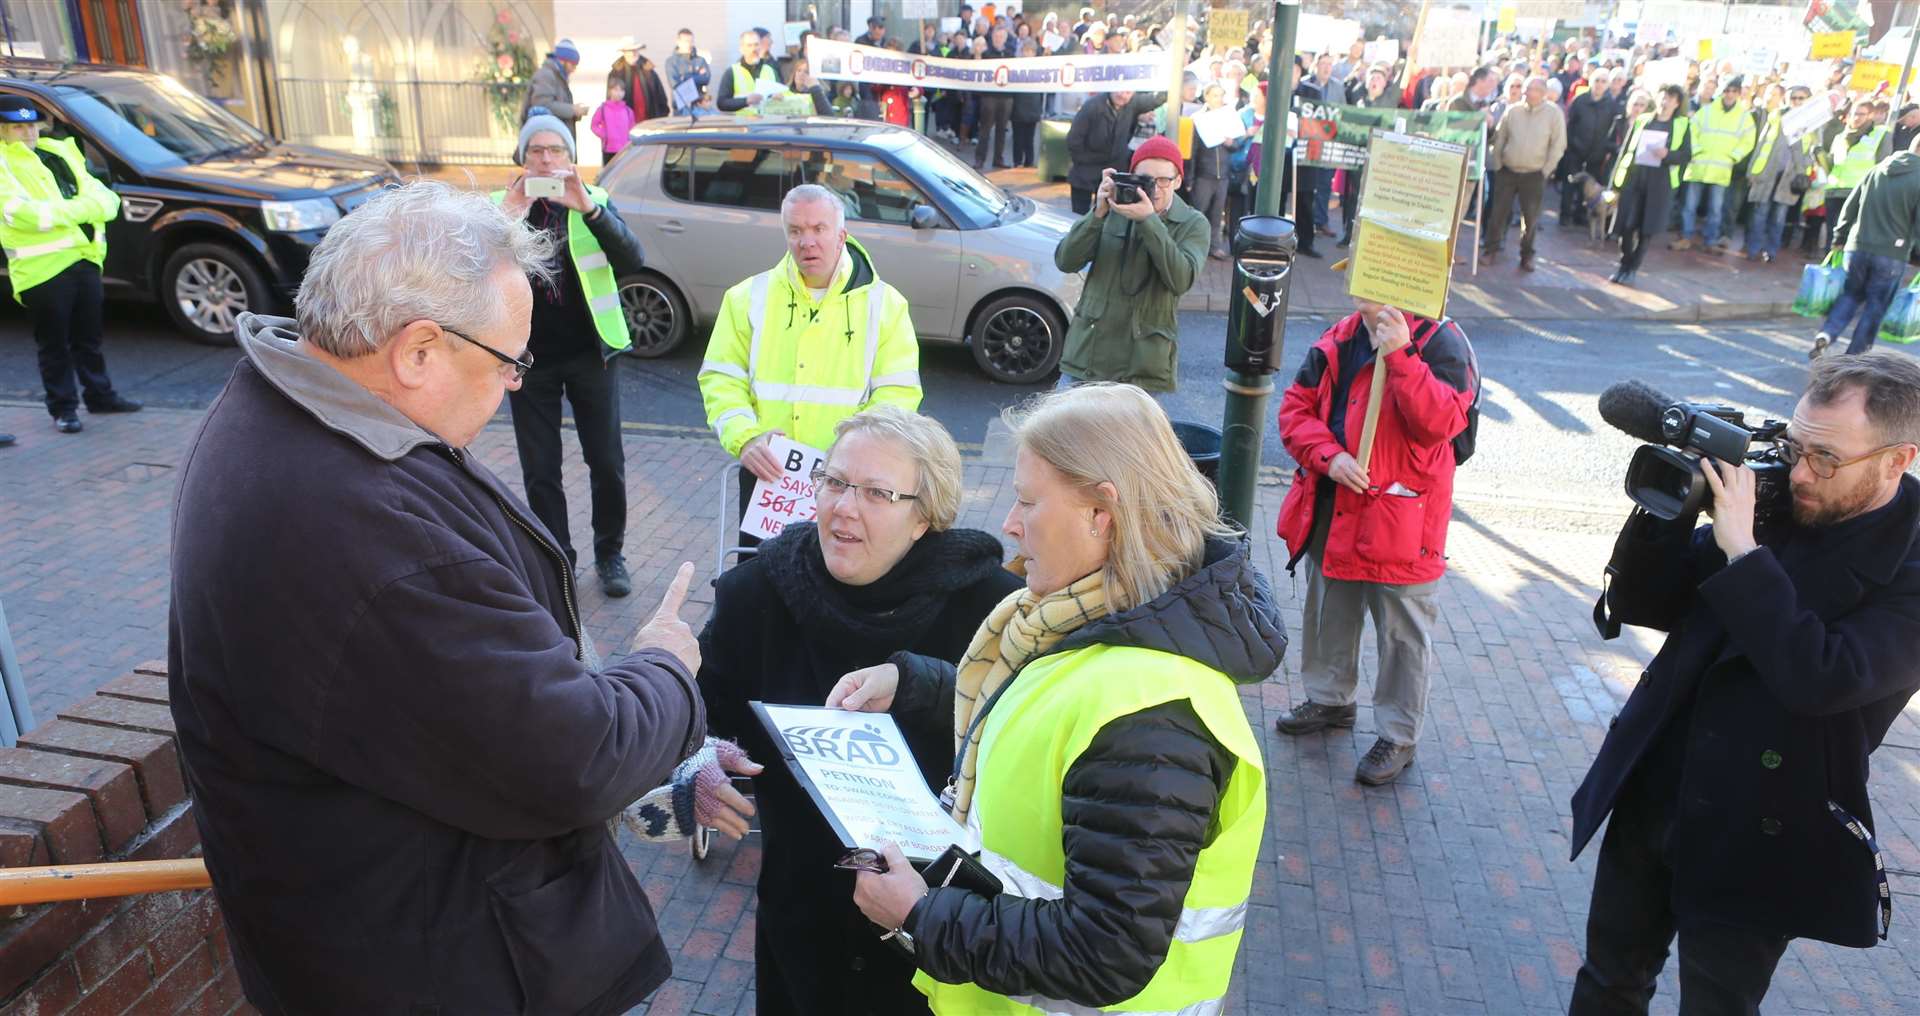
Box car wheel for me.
[970,293,1064,384]
[161,243,269,347]
[618,272,689,358]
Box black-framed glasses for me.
[441,324,534,381]
[834,847,889,873]
[810,466,919,506]
[1141,174,1178,191]
[1777,435,1908,480]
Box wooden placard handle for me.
[1356,350,1390,476]
[0,858,210,906]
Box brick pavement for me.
[3,398,1920,1014]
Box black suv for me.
[0,59,397,344]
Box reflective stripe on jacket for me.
[1830,125,1890,193]
[915,644,1265,1016]
[0,135,116,300]
[491,185,632,358]
[730,61,779,116]
[698,235,921,456]
[1683,100,1755,187]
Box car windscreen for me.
[53,75,267,170]
[871,130,1011,227]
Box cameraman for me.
[1051,135,1208,396]
[1570,352,1920,1014]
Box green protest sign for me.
[1292,98,1488,178]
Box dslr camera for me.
[1110,171,1153,205]
[1601,381,1793,544]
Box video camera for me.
[1110,172,1153,206]
[1598,380,1792,543]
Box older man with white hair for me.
[699,183,922,535]
[168,181,719,1013]
[1483,74,1567,272]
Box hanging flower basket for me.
[474,10,535,135]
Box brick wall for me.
[0,661,251,1016]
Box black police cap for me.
[0,96,39,123]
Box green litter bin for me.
[1036,117,1072,183]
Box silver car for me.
[596,116,1082,384]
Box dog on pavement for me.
[1568,172,1616,244]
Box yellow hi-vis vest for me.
[0,135,117,301]
[1614,114,1690,190]
[731,60,780,116]
[490,185,631,358]
[914,644,1267,1016]
[1829,125,1890,193]
[1683,99,1755,187]
[698,235,921,456]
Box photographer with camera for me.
[1570,352,1920,1014]
[1051,135,1208,396]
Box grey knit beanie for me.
[515,111,575,165]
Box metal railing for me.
[276,79,530,166]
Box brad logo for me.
[993,63,1012,88]
[1060,63,1077,88]
[912,59,929,80]
[850,50,865,76]
[784,722,903,767]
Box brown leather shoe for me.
[1356,738,1415,785]
[1275,701,1357,735]
[1519,253,1536,272]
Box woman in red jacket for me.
[1271,300,1477,785]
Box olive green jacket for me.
[1053,195,1209,392]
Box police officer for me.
[0,96,138,433]
[495,111,646,597]
[698,184,921,537]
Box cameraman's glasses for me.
[1776,435,1906,480]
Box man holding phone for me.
[495,111,647,597]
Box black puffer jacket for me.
[889,538,1285,1006]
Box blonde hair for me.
[831,406,964,531]
[1005,384,1238,611]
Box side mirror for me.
[909,204,938,230]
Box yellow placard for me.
[1851,59,1900,93]
[1208,7,1249,48]
[1345,130,1469,320]
[1496,4,1516,33]
[1810,30,1856,59]
[1177,116,1194,160]
[1696,37,1713,61]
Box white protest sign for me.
[783,21,810,49]
[1363,38,1400,65]
[1414,8,1481,69]
[753,704,974,862]
[1193,105,1248,148]
[1781,91,1835,141]
[899,0,939,17]
[1297,14,1363,56]
[940,16,962,34]
[740,435,825,540]
[1640,56,1689,91]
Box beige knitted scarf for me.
[948,567,1109,826]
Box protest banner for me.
[807,36,1163,92]
[1414,7,1481,68]
[1208,7,1249,48]
[1293,97,1487,178]
[1811,29,1856,59]
[1346,130,1470,321]
[1781,90,1835,141]
[752,704,971,863]
[741,435,825,540]
[1851,58,1901,93]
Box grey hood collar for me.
[237,313,445,462]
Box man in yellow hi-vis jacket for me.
[699,184,922,531]
[0,96,138,434]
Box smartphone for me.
[524,175,565,199]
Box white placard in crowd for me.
[899,0,940,18]
[1414,8,1481,69]
[1043,31,1064,53]
[940,16,962,34]
[808,36,1166,93]
[1781,92,1835,142]
[740,435,825,540]
[1296,14,1363,56]
[1640,56,1689,91]
[1193,105,1248,148]
[1636,21,1668,43]
[1363,38,1400,65]
[783,21,810,49]
[752,703,973,863]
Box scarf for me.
[758,523,1009,650]
[948,567,1108,825]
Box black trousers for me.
[1011,120,1038,167]
[1570,778,1791,1015]
[507,349,626,567]
[1070,185,1094,214]
[975,96,1012,166]
[27,261,115,418]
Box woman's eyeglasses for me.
[441,324,534,382]
[811,466,920,506]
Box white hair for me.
[782,183,847,233]
[296,181,555,357]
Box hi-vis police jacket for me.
[0,135,117,301]
[699,236,922,457]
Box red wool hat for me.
[1130,134,1184,172]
